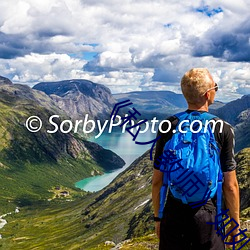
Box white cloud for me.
[0,53,87,85]
[70,69,154,93]
[0,0,249,101]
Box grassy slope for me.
[0,199,89,250]
[0,86,117,214]
[0,150,154,249]
[236,148,250,212]
[0,146,249,249]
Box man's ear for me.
[204,92,209,100]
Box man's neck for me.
[187,103,209,112]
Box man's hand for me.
[225,225,240,249]
[155,221,161,239]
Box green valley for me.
[0,82,124,214]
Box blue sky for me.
[0,0,249,102]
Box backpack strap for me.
[201,112,223,225]
[158,111,188,218]
[216,171,223,229]
[159,174,169,219]
[201,112,223,227]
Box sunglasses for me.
[203,83,218,95]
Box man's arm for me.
[223,170,240,224]
[152,169,163,238]
[152,128,166,219]
[152,169,163,217]
[152,116,176,238]
[218,122,239,224]
[223,170,240,246]
[217,121,240,245]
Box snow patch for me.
[134,199,150,210]
[0,207,20,238]
[0,219,7,229]
[138,185,145,190]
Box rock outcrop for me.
[0,75,12,85]
[33,79,116,121]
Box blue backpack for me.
[158,111,223,219]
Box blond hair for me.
[181,68,214,104]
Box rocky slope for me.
[235,148,250,213]
[234,108,250,152]
[80,150,154,248]
[33,79,116,121]
[0,78,124,212]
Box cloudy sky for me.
[0,0,249,101]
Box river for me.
[75,129,155,192]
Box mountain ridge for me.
[114,90,226,120]
[33,79,116,121]
[0,76,12,85]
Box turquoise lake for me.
[75,130,155,192]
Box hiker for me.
[152,68,240,250]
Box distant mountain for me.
[212,94,250,152]
[213,94,250,125]
[114,90,225,119]
[32,81,226,122]
[0,83,124,212]
[0,75,12,85]
[209,100,225,110]
[115,91,249,152]
[33,79,116,121]
[114,91,186,118]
